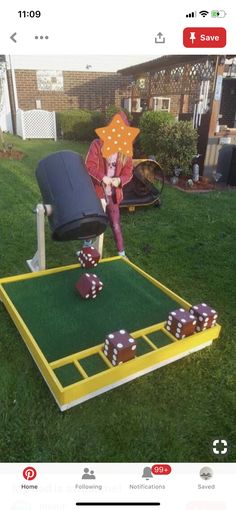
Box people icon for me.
[82,467,96,480]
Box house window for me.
[36,70,64,91]
[130,98,148,113]
[140,98,148,111]
[121,97,132,112]
[153,97,171,112]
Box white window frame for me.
[123,97,132,112]
[153,96,171,112]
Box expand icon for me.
[212,439,228,455]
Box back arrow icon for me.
[10,32,17,43]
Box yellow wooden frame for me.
[0,257,221,411]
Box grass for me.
[0,134,236,462]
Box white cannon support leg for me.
[27,204,52,272]
[91,198,107,257]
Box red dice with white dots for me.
[103,330,137,366]
[78,246,100,268]
[165,308,197,339]
[189,303,218,332]
[75,273,103,299]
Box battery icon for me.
[211,10,227,18]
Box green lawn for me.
[0,134,236,462]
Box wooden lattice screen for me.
[131,58,216,102]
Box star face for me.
[95,114,140,158]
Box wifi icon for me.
[199,10,209,17]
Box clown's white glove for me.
[111,177,121,188]
[102,176,112,186]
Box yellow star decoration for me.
[95,114,140,158]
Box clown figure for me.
[84,112,135,257]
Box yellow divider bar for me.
[49,322,167,370]
[61,324,221,404]
[73,360,88,379]
[162,327,179,343]
[142,335,158,351]
[98,350,113,368]
[131,321,166,339]
[49,343,104,370]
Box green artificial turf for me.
[79,354,108,378]
[3,260,178,362]
[0,134,236,463]
[148,330,173,348]
[54,364,83,386]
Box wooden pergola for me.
[119,55,221,120]
[119,55,232,177]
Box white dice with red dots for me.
[78,246,100,268]
[165,308,197,339]
[103,330,137,365]
[75,273,103,299]
[189,303,218,332]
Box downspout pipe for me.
[6,55,19,134]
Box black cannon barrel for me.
[36,150,108,241]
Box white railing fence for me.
[16,109,57,141]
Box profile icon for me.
[199,466,213,480]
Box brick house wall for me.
[12,70,132,112]
[9,67,207,120]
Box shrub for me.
[56,109,105,141]
[139,111,198,175]
[139,111,175,157]
[90,110,106,132]
[105,104,133,124]
[57,106,133,141]
[162,121,198,175]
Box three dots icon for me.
[35,35,49,40]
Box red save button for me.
[183,27,226,48]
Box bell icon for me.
[142,466,153,479]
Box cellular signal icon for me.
[199,10,209,17]
[186,11,197,18]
